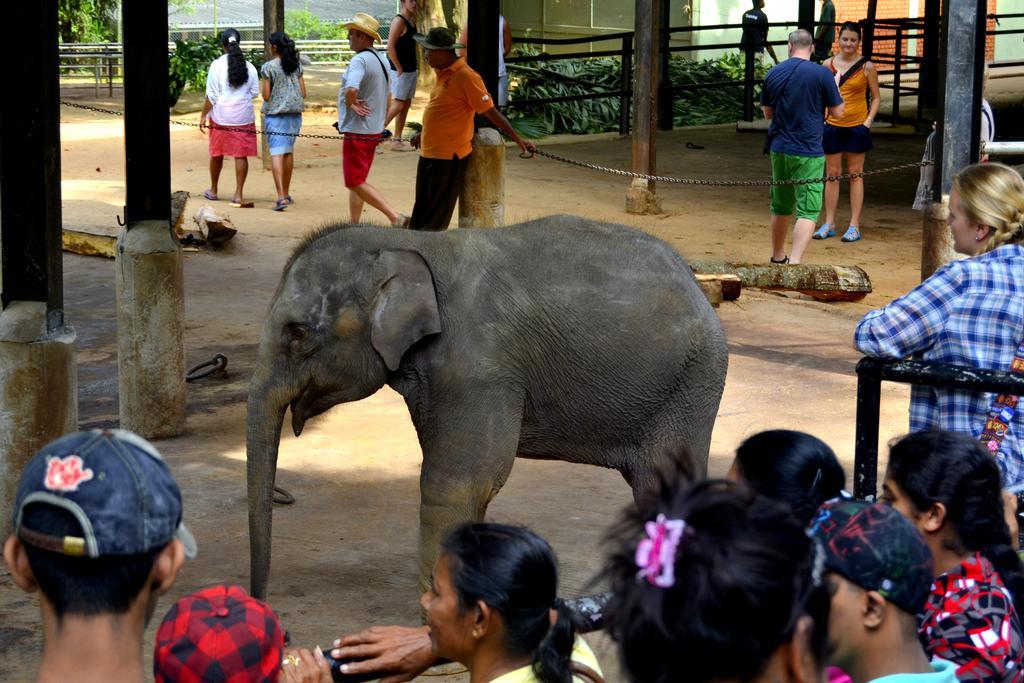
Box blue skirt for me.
[265,113,302,154]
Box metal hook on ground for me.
[185,354,228,382]
[273,485,295,505]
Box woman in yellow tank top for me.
[813,22,880,243]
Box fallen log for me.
[63,191,193,259]
[690,260,872,302]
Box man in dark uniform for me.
[740,0,779,64]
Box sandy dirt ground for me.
[1,72,1022,681]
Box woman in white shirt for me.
[200,28,259,208]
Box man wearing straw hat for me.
[339,13,407,226]
[409,26,535,231]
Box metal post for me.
[920,0,941,114]
[743,47,756,122]
[863,0,878,57]
[619,35,633,135]
[892,26,902,118]
[467,0,500,125]
[626,0,662,214]
[853,371,882,500]
[798,0,815,33]
[657,0,673,130]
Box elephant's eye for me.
[286,323,312,344]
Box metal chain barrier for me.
[60,100,400,142]
[532,148,934,187]
[61,99,933,187]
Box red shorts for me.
[342,133,379,188]
[208,118,257,158]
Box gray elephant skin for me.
[247,215,729,599]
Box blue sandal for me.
[841,225,862,242]
[272,198,288,212]
[813,223,835,240]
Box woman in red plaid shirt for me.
[881,431,1024,683]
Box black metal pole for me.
[853,371,882,501]
[123,0,171,227]
[743,47,755,122]
[467,0,500,111]
[657,0,673,130]
[920,0,940,114]
[0,0,63,330]
[798,0,815,33]
[863,0,878,57]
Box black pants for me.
[409,154,471,231]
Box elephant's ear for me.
[369,249,442,371]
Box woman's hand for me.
[330,625,435,683]
[280,647,332,683]
[411,131,421,149]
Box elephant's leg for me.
[413,390,523,598]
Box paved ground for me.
[2,72,1022,680]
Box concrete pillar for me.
[921,197,957,280]
[116,221,186,438]
[0,301,77,538]
[459,129,505,228]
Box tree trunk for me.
[415,0,449,91]
[689,260,873,302]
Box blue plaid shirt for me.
[854,244,1024,486]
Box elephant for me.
[247,215,729,600]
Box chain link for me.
[532,148,933,187]
[60,100,400,141]
[61,99,932,187]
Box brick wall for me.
[828,0,995,61]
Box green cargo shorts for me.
[769,152,825,220]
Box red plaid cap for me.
[154,585,284,683]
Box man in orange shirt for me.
[410,27,535,231]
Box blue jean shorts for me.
[823,123,873,154]
[265,113,302,155]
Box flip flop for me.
[202,190,218,201]
[272,199,288,212]
[230,201,255,209]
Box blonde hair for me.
[951,163,1024,253]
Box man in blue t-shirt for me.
[760,29,843,265]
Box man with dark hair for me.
[809,499,958,683]
[761,29,843,265]
[3,430,195,683]
[409,26,535,231]
[740,0,779,65]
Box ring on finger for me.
[282,654,301,667]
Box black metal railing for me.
[853,357,1024,500]
[505,13,1024,132]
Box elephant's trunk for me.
[247,367,288,601]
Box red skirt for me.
[208,118,257,158]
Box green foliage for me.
[168,36,221,106]
[508,48,770,135]
[167,37,266,107]
[668,52,770,127]
[58,0,117,42]
[284,9,346,40]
